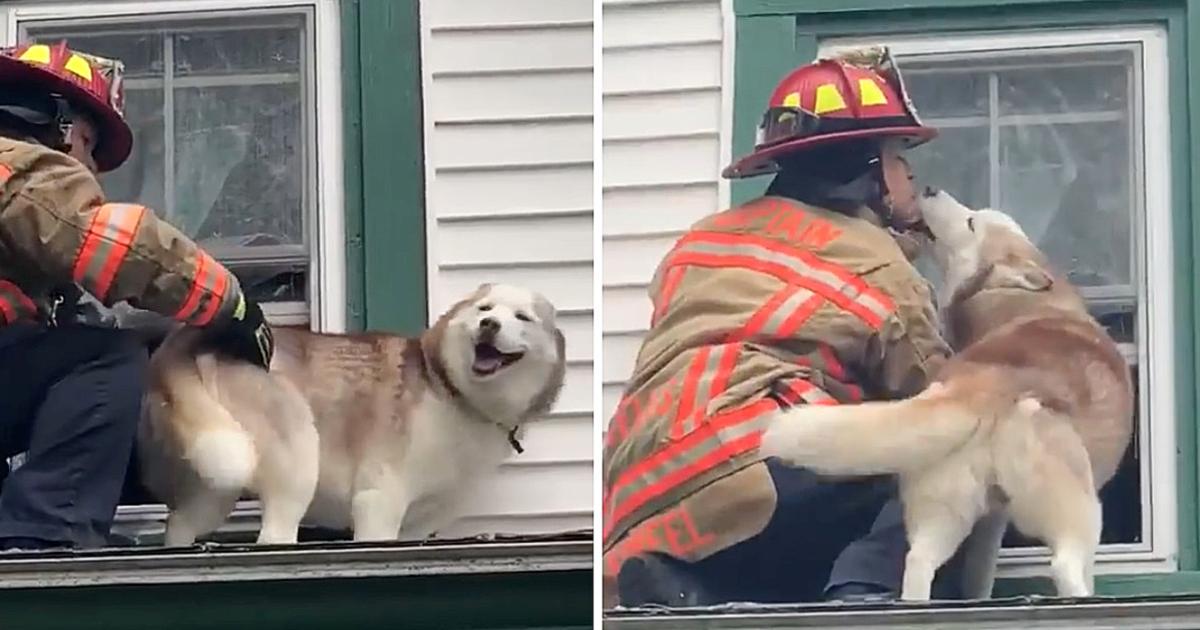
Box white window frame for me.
[822,26,1177,576]
[0,0,346,543]
[1,0,346,334]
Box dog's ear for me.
[990,259,1053,292]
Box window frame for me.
[2,0,347,333]
[729,0,1200,590]
[822,26,1176,576]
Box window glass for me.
[25,13,311,305]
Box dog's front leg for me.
[351,475,410,542]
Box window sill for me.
[0,532,592,589]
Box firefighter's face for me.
[67,115,99,173]
[876,144,920,229]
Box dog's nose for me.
[479,317,500,334]
[922,186,940,198]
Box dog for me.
[135,283,566,545]
[759,188,1133,600]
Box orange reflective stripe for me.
[652,266,685,326]
[666,231,895,329]
[781,378,838,406]
[603,398,777,540]
[174,251,231,325]
[72,203,146,300]
[672,344,739,438]
[0,280,35,324]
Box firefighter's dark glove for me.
[201,294,275,370]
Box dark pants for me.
[617,458,967,606]
[0,323,147,548]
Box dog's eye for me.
[479,304,493,312]
[966,217,975,232]
[516,312,532,322]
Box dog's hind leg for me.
[254,419,319,545]
[1002,417,1101,598]
[900,464,989,601]
[164,487,240,547]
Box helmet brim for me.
[722,126,937,180]
[0,54,132,172]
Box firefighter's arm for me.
[0,143,244,326]
[863,263,951,399]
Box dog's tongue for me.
[474,356,502,372]
[474,344,503,373]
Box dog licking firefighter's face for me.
[918,186,1036,304]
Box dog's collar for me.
[498,422,525,454]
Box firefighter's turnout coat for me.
[0,137,242,327]
[602,194,951,582]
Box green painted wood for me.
[0,570,592,630]
[730,15,799,206]
[732,0,1200,585]
[1171,5,1200,571]
[355,0,429,334]
[737,0,1118,16]
[340,0,366,331]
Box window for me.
[824,27,1176,574]
[3,0,344,546]
[23,9,314,323]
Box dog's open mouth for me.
[472,342,525,376]
[912,220,936,241]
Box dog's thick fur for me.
[760,189,1133,600]
[136,283,566,545]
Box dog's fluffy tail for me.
[759,386,982,476]
[155,331,258,491]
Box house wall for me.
[418,0,595,536]
[600,0,733,424]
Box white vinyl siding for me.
[601,0,732,424]
[419,0,595,537]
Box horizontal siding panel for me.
[603,235,678,286]
[457,461,592,517]
[434,164,592,217]
[428,25,592,74]
[558,312,595,363]
[603,135,720,188]
[557,364,593,414]
[603,285,653,333]
[603,332,644,384]
[433,70,593,120]
[604,89,721,139]
[603,43,722,94]
[602,182,717,235]
[504,414,594,464]
[602,383,627,426]
[425,1,592,28]
[433,119,592,169]
[423,1,593,538]
[436,214,593,266]
[602,1,721,49]
[436,264,593,313]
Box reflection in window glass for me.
[900,46,1143,547]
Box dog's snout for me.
[479,317,500,334]
[922,186,940,198]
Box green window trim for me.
[341,0,429,334]
[729,0,1200,592]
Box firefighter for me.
[0,42,273,551]
[602,47,961,606]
